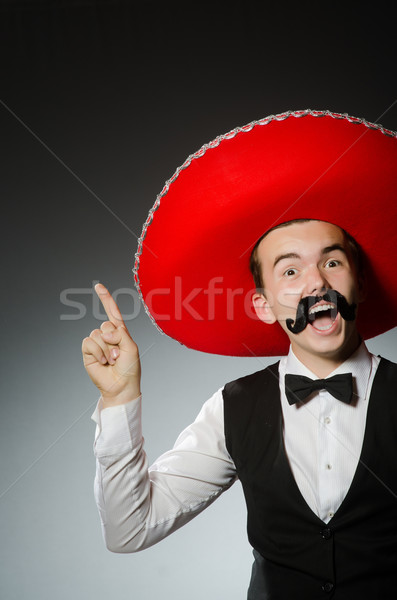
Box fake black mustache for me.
[286,290,357,334]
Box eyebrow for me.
[273,252,300,268]
[273,244,348,268]
[321,244,348,256]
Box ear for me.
[252,292,277,324]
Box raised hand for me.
[82,283,141,407]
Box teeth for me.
[314,323,334,331]
[309,303,334,315]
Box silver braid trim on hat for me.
[132,108,397,335]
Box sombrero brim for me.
[133,109,397,356]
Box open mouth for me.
[286,291,356,335]
[308,302,338,331]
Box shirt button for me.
[324,417,331,424]
[328,512,334,518]
[326,463,332,470]
[322,582,334,593]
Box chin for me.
[292,322,360,359]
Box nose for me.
[303,264,329,296]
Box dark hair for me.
[249,219,364,292]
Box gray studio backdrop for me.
[1,2,397,599]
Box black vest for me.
[223,357,397,599]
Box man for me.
[82,110,397,598]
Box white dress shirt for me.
[92,342,379,552]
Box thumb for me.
[102,324,138,354]
[102,325,136,351]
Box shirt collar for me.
[284,341,374,403]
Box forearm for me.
[92,390,237,553]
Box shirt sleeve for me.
[92,389,237,553]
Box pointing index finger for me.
[95,283,126,327]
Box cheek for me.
[329,271,357,295]
[272,286,302,316]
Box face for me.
[252,221,366,366]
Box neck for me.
[290,332,362,378]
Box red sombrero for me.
[133,109,397,356]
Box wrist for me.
[101,387,141,409]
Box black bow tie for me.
[284,373,353,406]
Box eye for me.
[283,268,298,277]
[325,259,341,268]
